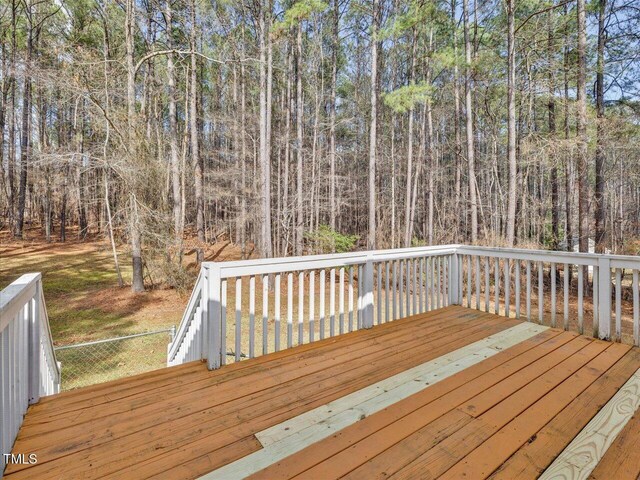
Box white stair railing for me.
[1,273,60,475]
[167,270,204,366]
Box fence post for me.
[28,282,41,404]
[206,265,222,370]
[361,256,374,329]
[597,257,611,340]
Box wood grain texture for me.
[539,367,640,480]
[5,306,516,480]
[489,348,640,480]
[249,330,574,480]
[588,409,640,479]
[8,305,640,480]
[202,323,548,479]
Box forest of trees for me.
[0,0,639,291]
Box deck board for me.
[6,305,640,480]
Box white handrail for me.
[167,270,204,366]
[1,273,60,475]
[169,244,640,372]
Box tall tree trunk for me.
[295,22,304,255]
[505,0,517,247]
[576,0,588,254]
[563,2,572,251]
[368,0,379,250]
[329,0,338,241]
[404,31,416,247]
[594,0,607,253]
[463,0,478,242]
[166,1,182,257]
[549,10,559,250]
[190,0,204,259]
[452,0,462,241]
[126,0,144,292]
[15,8,32,238]
[259,3,273,258]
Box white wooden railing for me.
[456,246,640,344]
[169,245,458,369]
[167,245,640,370]
[168,270,204,366]
[1,273,60,474]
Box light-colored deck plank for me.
[539,366,640,480]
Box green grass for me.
[0,240,185,390]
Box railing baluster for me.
[633,270,639,346]
[357,265,362,329]
[405,260,411,316]
[235,277,241,361]
[377,263,382,324]
[249,275,255,358]
[564,263,570,330]
[275,273,281,351]
[475,256,481,310]
[320,269,326,339]
[578,267,584,334]
[593,265,600,338]
[418,258,424,313]
[615,268,622,342]
[484,256,490,312]
[526,261,531,321]
[467,255,472,308]
[348,266,354,332]
[309,270,315,342]
[220,278,227,365]
[392,260,398,319]
[515,260,521,319]
[399,261,405,318]
[494,257,500,315]
[262,274,268,355]
[538,261,544,325]
[330,268,336,336]
[427,257,433,311]
[339,267,345,334]
[435,257,442,308]
[385,262,390,322]
[298,271,304,344]
[411,258,418,315]
[505,258,510,318]
[551,263,556,328]
[287,273,293,348]
[442,255,451,306]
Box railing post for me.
[28,282,41,404]
[597,257,611,340]
[206,265,223,370]
[450,253,460,305]
[361,256,374,329]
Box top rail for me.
[203,245,460,278]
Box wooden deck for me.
[6,305,640,479]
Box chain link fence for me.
[55,328,175,391]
